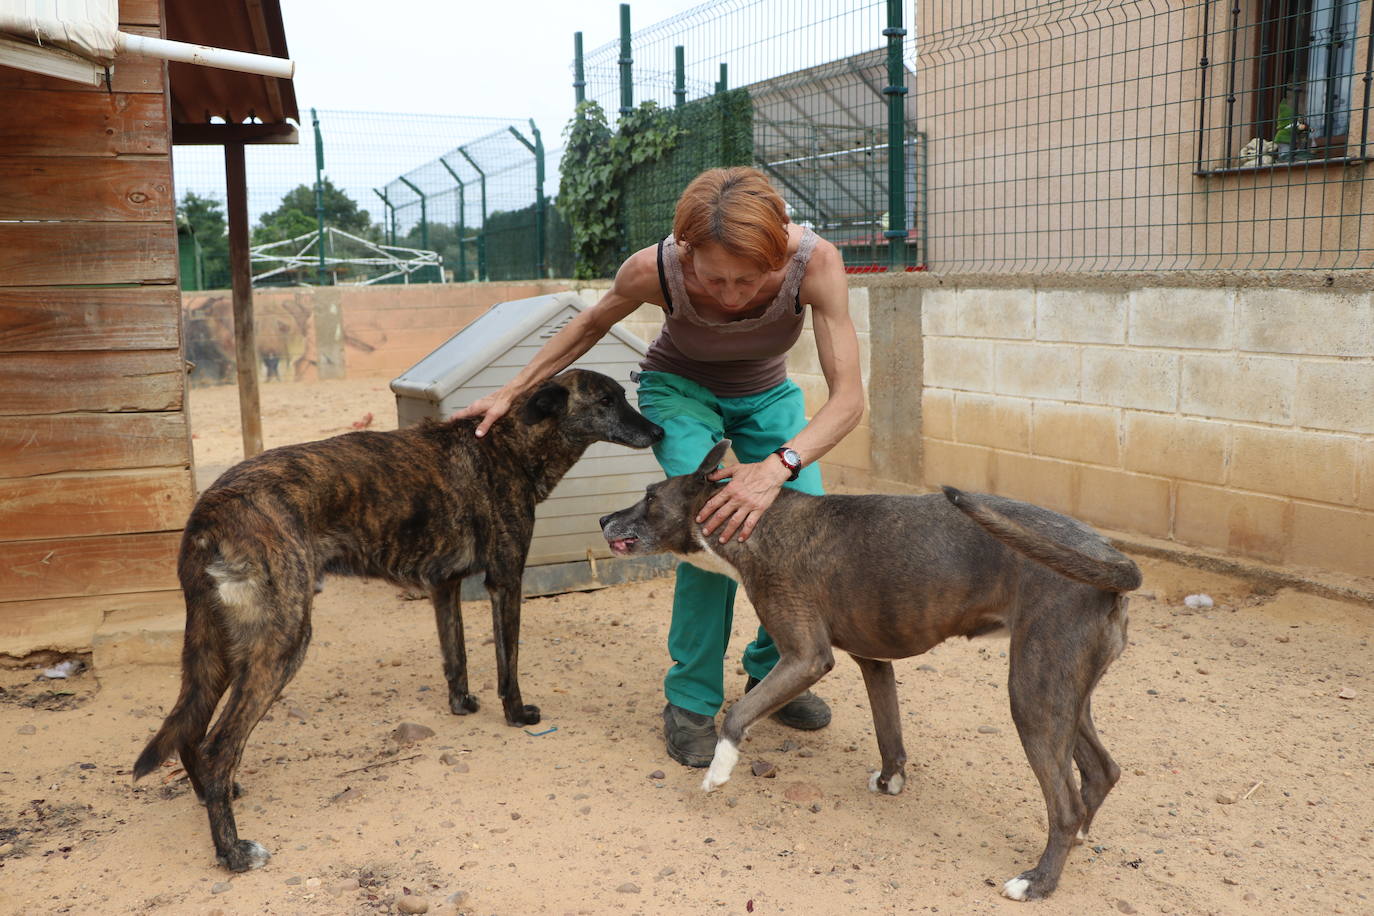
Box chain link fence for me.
[573,0,922,273]
[171,110,553,288]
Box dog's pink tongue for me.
[609,537,636,555]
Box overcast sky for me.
[280,0,710,147]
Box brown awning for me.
[166,0,299,128]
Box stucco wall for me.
[916,277,1374,579]
[182,280,574,386]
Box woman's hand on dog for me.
[697,459,791,543]
[451,390,513,437]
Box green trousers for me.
[634,370,824,717]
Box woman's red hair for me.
[673,167,789,272]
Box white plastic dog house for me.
[391,292,673,596]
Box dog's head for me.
[599,439,730,557]
[518,369,663,449]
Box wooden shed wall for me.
[0,0,194,656]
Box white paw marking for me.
[244,841,272,869]
[1001,876,1031,901]
[701,738,739,792]
[1076,827,1088,843]
[867,770,904,795]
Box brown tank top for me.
[640,227,818,398]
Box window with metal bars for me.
[1197,0,1371,173]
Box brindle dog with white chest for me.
[599,439,1140,901]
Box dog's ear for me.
[518,381,569,424]
[695,439,732,476]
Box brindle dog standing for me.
[134,369,662,871]
[599,440,1140,901]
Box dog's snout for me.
[649,422,665,443]
[598,513,612,529]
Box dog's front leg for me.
[432,580,479,715]
[706,649,833,792]
[486,574,540,726]
[852,656,908,795]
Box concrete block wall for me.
[921,284,1374,578]
[576,282,878,488]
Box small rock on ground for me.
[392,722,436,744]
[397,895,430,914]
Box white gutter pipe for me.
[114,31,294,79]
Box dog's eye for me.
[599,395,613,405]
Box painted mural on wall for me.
[182,293,318,386]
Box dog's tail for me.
[942,486,1142,593]
[132,593,225,782]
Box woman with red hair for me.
[457,166,863,768]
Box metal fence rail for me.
[380,125,569,283]
[172,110,538,287]
[916,0,1374,272]
[576,0,923,272]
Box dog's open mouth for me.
[607,536,639,555]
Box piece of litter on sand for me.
[42,659,82,679]
[1183,594,1214,609]
[524,726,558,737]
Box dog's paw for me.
[449,693,480,715]
[505,704,541,726]
[867,770,905,795]
[1000,871,1053,901]
[701,738,739,792]
[220,839,271,872]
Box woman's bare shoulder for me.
[609,244,668,306]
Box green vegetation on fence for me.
[558,90,753,280]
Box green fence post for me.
[716,62,727,94]
[311,108,326,285]
[574,32,586,105]
[438,157,467,282]
[458,147,487,282]
[883,0,908,271]
[618,3,632,117]
[508,121,547,278]
[674,45,686,107]
[396,176,430,282]
[372,188,396,248]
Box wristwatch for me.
[772,446,802,482]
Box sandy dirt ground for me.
[1,378,1371,915]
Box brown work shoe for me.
[745,676,832,730]
[662,702,717,768]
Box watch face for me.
[780,447,801,468]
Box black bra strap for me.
[656,239,674,315]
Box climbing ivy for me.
[558,100,685,280]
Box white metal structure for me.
[249,227,441,287]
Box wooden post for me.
[224,140,264,458]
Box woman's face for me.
[689,243,771,311]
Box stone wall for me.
[187,273,1374,580]
[916,276,1374,578]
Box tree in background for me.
[253,178,375,244]
[177,192,231,289]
